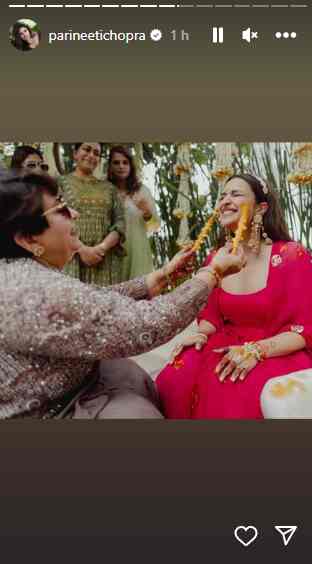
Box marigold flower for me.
[232,203,249,254]
[173,208,186,220]
[192,210,219,252]
[212,166,234,180]
[288,171,312,185]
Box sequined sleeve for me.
[108,277,148,300]
[0,263,210,361]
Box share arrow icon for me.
[274,525,298,547]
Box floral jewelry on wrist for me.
[243,342,266,362]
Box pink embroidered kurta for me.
[156,241,312,419]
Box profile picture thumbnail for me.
[10,19,41,52]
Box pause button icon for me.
[212,27,224,44]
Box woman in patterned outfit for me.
[0,171,245,419]
[59,143,126,286]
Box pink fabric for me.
[156,241,312,419]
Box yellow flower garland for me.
[232,203,250,254]
[192,210,219,252]
[174,164,192,176]
[173,208,187,220]
[293,143,312,156]
[211,166,234,180]
[288,171,312,185]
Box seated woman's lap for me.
[156,348,203,418]
[157,346,312,419]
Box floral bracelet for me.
[243,342,267,362]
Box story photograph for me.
[1,141,312,420]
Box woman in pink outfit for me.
[156,173,312,419]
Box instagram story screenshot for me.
[1,1,312,561]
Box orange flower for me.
[288,172,312,185]
[212,166,234,180]
[174,164,191,176]
[173,359,185,370]
[270,379,306,398]
[293,143,312,156]
[173,208,186,220]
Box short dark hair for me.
[0,171,58,259]
[11,145,43,169]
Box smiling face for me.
[31,193,80,268]
[216,177,259,232]
[73,143,101,176]
[109,151,131,183]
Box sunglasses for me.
[42,198,72,219]
[25,161,49,172]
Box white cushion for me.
[261,369,312,418]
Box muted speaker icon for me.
[242,28,258,43]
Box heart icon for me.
[234,525,258,547]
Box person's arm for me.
[1,268,213,362]
[1,246,244,361]
[142,186,161,232]
[257,332,306,359]
[215,331,308,383]
[103,245,197,299]
[132,187,154,221]
[198,319,218,337]
[95,189,126,256]
[106,245,217,300]
[168,251,221,362]
[168,287,219,362]
[195,251,223,337]
[96,230,120,256]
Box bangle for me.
[254,342,267,361]
[204,266,222,287]
[197,332,208,339]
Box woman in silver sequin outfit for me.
[0,171,245,419]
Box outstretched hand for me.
[165,245,196,279]
[214,345,258,382]
[170,333,208,364]
[210,243,247,277]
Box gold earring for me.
[262,229,273,245]
[32,244,45,257]
[225,227,232,243]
